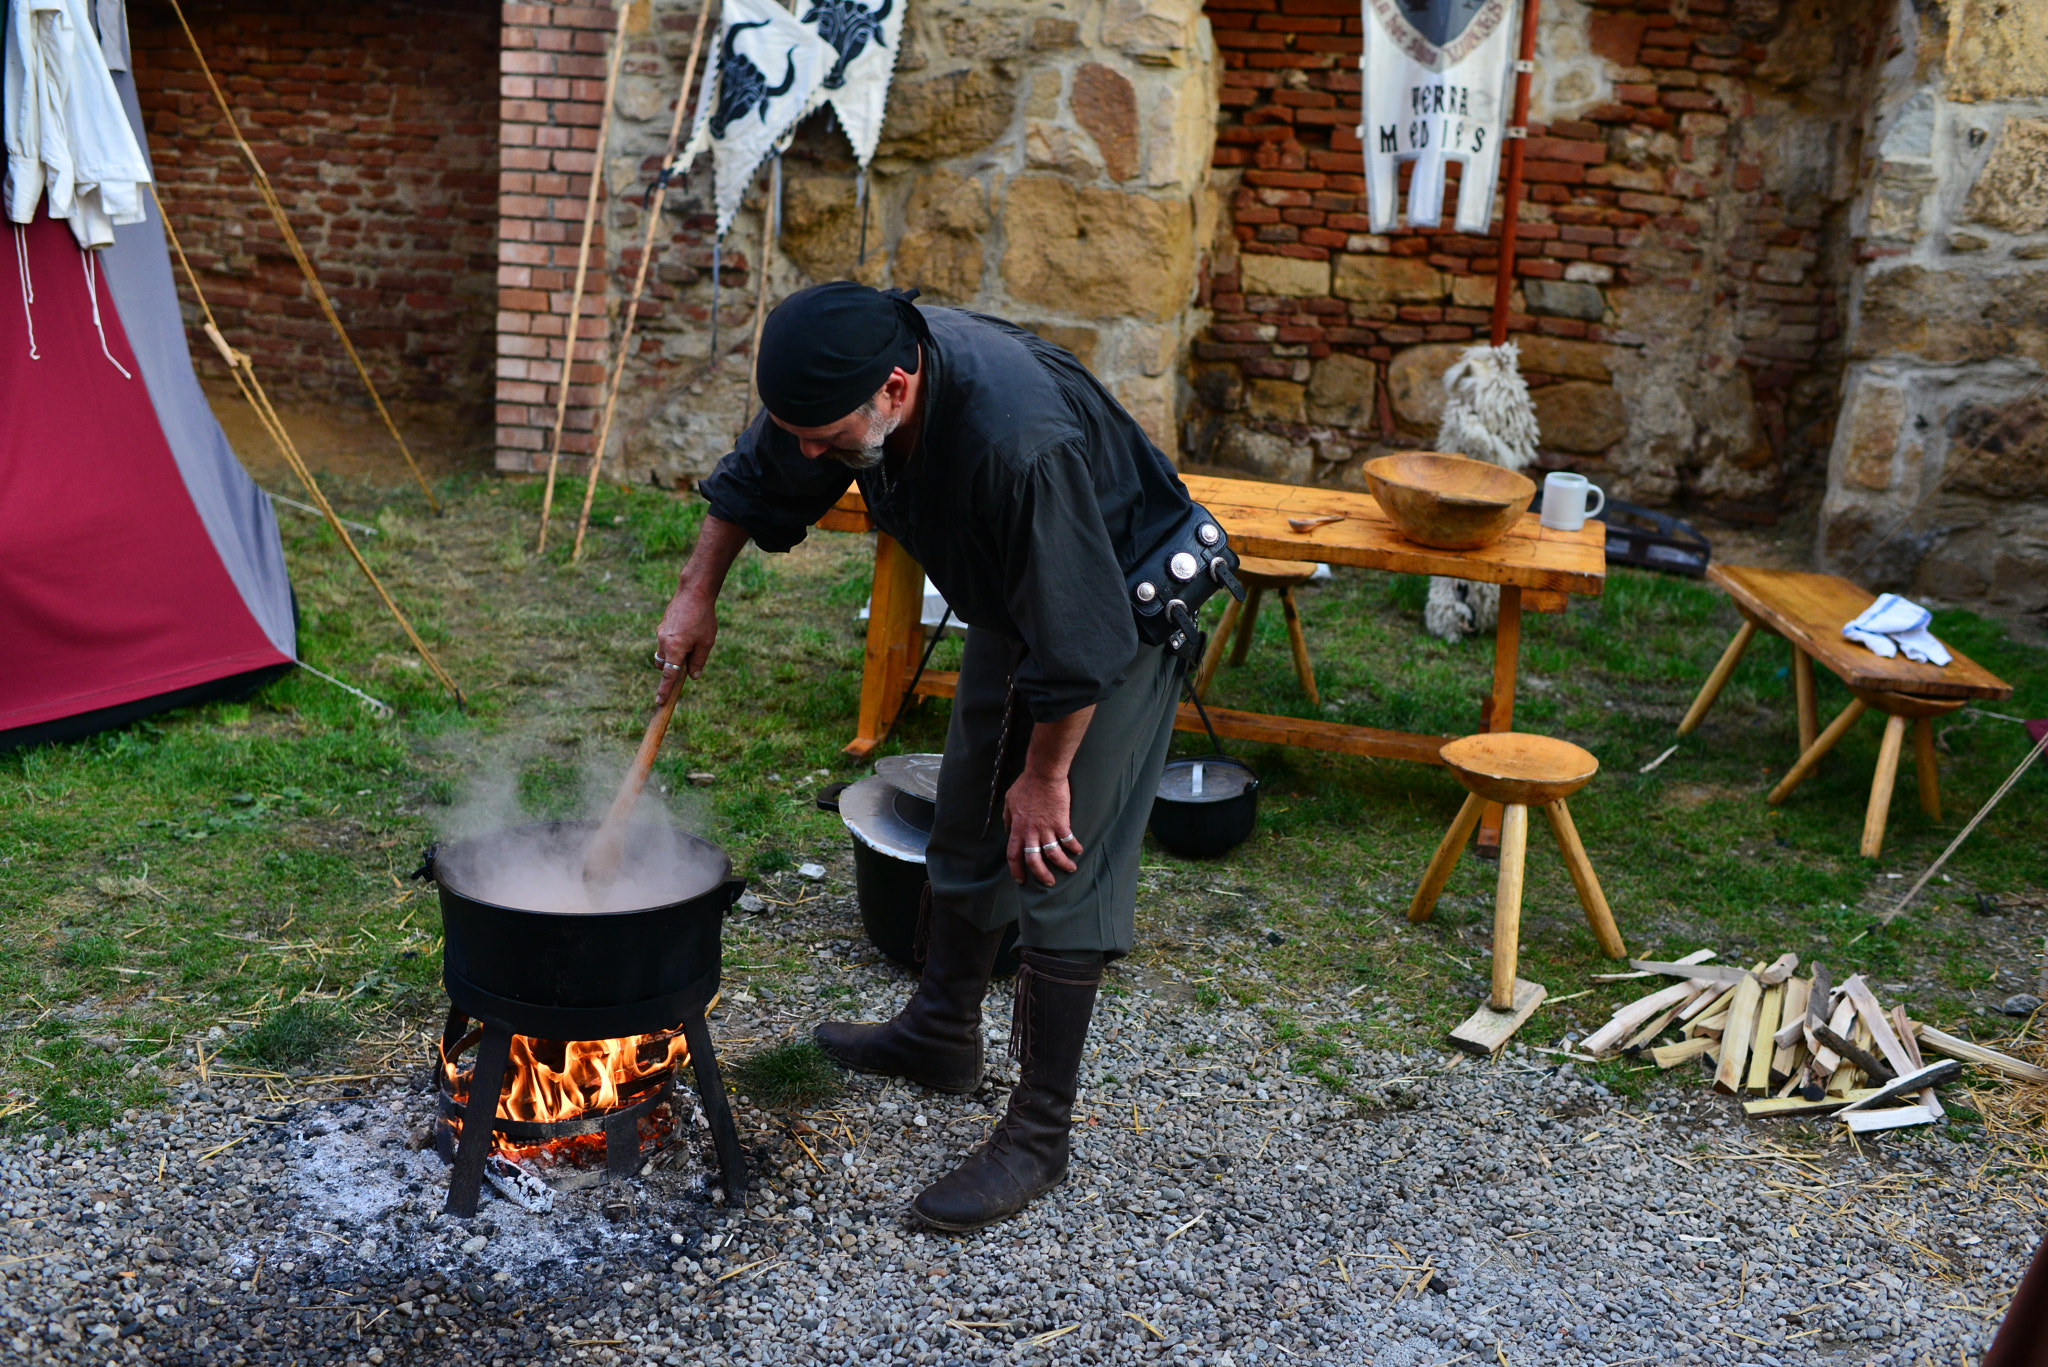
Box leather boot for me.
[813,890,1005,1094]
[910,948,1100,1233]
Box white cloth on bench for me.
[1844,593,1952,666]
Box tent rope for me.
[1875,722,2048,929]
[567,0,718,563]
[164,0,441,515]
[152,185,464,707]
[536,0,635,555]
[293,658,394,718]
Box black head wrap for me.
[756,282,929,427]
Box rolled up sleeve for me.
[1000,445,1139,721]
[698,412,855,552]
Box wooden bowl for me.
[1362,452,1537,550]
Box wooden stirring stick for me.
[583,685,682,892]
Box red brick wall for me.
[1197,0,1861,514]
[495,1,620,473]
[130,0,499,417]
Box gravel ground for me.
[2,883,2038,1367]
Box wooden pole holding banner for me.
[1488,0,1541,347]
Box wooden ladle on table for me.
[582,686,682,894]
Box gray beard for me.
[828,443,886,470]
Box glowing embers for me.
[435,1017,690,1196]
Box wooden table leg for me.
[845,533,926,759]
[1913,715,1941,821]
[1768,698,1868,806]
[1408,791,1484,924]
[1791,645,1818,753]
[1478,586,1523,857]
[1280,587,1318,705]
[1543,798,1626,960]
[1195,596,1242,699]
[1228,586,1265,666]
[1678,619,1757,736]
[1862,713,1908,858]
[1490,803,1529,1010]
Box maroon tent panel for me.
[1,210,290,744]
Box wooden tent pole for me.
[566,0,718,563]
[537,1,636,554]
[1488,0,1541,347]
[166,0,442,514]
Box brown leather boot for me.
[813,892,1005,1094]
[909,948,1100,1233]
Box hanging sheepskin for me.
[1422,342,1540,643]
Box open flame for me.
[441,1030,691,1161]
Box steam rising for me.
[434,736,722,915]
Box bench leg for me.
[1544,799,1625,960]
[1913,716,1941,821]
[1792,646,1818,753]
[1227,587,1265,667]
[1491,804,1529,1011]
[1679,620,1757,736]
[1768,698,1869,806]
[1280,588,1318,705]
[1862,713,1908,858]
[1195,597,1241,699]
[1409,792,1485,924]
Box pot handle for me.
[720,877,748,907]
[410,844,440,883]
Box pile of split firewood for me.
[1578,950,2048,1133]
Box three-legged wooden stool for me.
[1195,556,1318,704]
[1409,734,1628,1009]
[1767,686,1965,858]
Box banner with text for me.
[1358,0,1519,235]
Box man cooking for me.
[653,282,1217,1233]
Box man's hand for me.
[1004,705,1094,887]
[653,514,751,703]
[654,590,716,703]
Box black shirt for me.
[699,306,1196,721]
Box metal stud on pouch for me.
[1169,552,1198,581]
[1198,523,1220,546]
[1135,581,1157,603]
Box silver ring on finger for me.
[1023,844,1043,854]
[1058,831,1079,845]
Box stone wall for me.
[132,0,500,418]
[491,0,1221,486]
[1818,0,2048,621]
[1189,0,1891,521]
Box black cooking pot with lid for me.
[417,820,745,1041]
[1150,754,1260,858]
[835,760,1020,977]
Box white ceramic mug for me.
[1540,471,1606,532]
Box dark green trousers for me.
[925,628,1180,956]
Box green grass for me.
[236,1002,345,1069]
[0,468,2042,1140]
[728,1037,844,1110]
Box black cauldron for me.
[1149,755,1260,859]
[420,820,745,1041]
[834,776,1020,976]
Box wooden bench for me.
[1678,565,2013,856]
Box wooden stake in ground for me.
[154,187,463,705]
[562,0,718,564]
[166,0,441,514]
[1448,979,1547,1056]
[537,0,636,554]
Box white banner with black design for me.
[1358,0,1518,234]
[796,0,905,168]
[680,0,829,237]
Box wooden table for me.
[1680,566,2013,748]
[820,473,1606,847]
[1677,565,2013,857]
